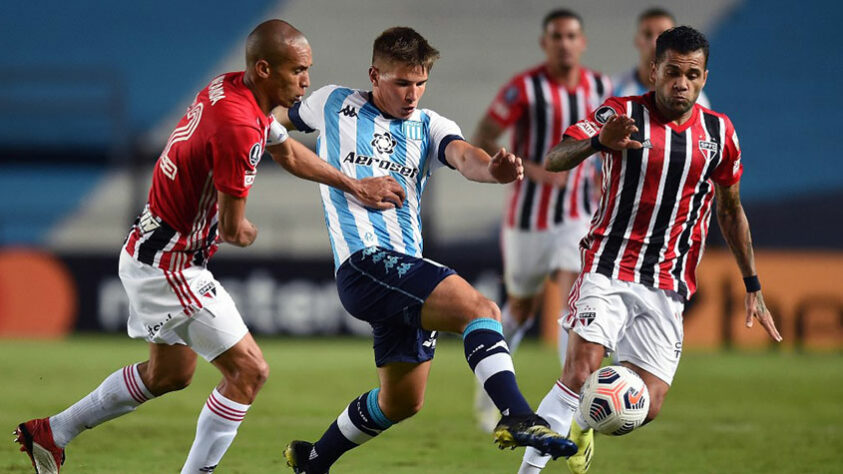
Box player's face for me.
[370,61,428,119]
[635,16,674,64]
[540,17,586,70]
[271,40,312,108]
[652,49,708,118]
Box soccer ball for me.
[578,365,650,436]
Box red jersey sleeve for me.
[211,125,263,198]
[563,96,628,141]
[485,76,528,128]
[710,116,743,187]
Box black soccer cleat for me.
[493,413,578,460]
[283,440,328,474]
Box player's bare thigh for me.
[138,342,197,396]
[419,274,501,334]
[376,360,432,422]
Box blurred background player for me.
[518,26,782,473]
[13,19,403,474]
[613,7,710,108]
[471,8,611,432]
[276,26,578,473]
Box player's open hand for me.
[489,147,524,183]
[599,114,643,151]
[353,176,406,210]
[745,291,782,342]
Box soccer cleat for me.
[14,418,65,474]
[283,440,328,474]
[493,413,578,460]
[566,420,594,474]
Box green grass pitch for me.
[1,335,841,473]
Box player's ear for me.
[255,59,271,79]
[368,66,379,86]
[649,61,657,85]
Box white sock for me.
[181,388,250,473]
[557,325,569,368]
[49,364,153,448]
[519,381,580,472]
[502,303,533,354]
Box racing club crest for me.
[372,132,397,155]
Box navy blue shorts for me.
[336,247,456,367]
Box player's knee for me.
[224,354,269,398]
[507,298,533,323]
[561,358,592,393]
[386,396,424,422]
[146,369,193,395]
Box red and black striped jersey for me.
[564,92,743,299]
[486,64,612,231]
[124,72,272,270]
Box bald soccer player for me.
[14,20,403,474]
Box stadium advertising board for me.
[0,248,839,349]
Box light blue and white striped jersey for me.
[613,67,710,108]
[289,85,464,270]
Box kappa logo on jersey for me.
[339,105,358,118]
[343,152,420,179]
[371,132,397,155]
[248,142,262,167]
[403,120,424,140]
[698,140,719,160]
[594,106,617,125]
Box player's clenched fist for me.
[353,175,406,210]
[488,147,524,184]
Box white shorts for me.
[502,221,590,297]
[561,272,685,385]
[118,250,248,361]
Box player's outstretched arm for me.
[715,182,782,342]
[546,114,642,171]
[445,140,524,184]
[218,191,258,247]
[268,138,405,210]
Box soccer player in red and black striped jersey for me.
[472,9,611,431]
[14,20,403,474]
[519,26,782,474]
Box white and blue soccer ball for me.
[578,365,650,436]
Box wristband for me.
[743,275,761,292]
[267,119,289,146]
[590,135,610,152]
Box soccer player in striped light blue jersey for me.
[275,27,578,473]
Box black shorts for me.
[336,247,456,367]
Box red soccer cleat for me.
[14,418,65,473]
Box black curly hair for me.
[655,26,709,67]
